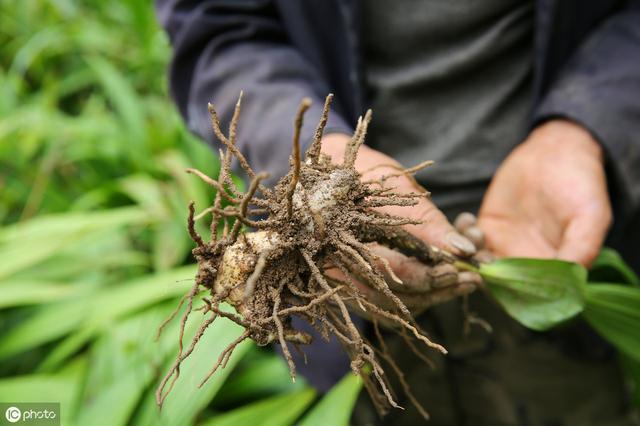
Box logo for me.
[0,403,59,425]
[4,407,20,423]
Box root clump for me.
[156,93,465,419]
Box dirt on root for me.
[155,93,468,420]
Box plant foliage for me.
[0,1,350,425]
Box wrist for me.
[528,119,604,163]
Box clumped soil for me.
[156,94,471,419]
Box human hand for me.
[320,133,479,312]
[321,133,477,257]
[478,119,612,267]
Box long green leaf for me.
[583,284,640,362]
[481,258,587,331]
[85,55,145,144]
[590,248,640,287]
[0,266,195,360]
[133,305,253,426]
[201,389,316,426]
[298,373,363,426]
[76,306,178,426]
[0,281,74,308]
[213,352,307,406]
[0,207,148,279]
[0,358,86,425]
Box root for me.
[305,93,333,165]
[272,279,296,381]
[344,109,372,168]
[373,319,429,420]
[156,309,217,407]
[286,98,311,218]
[400,327,436,370]
[187,201,205,247]
[243,249,270,300]
[198,330,251,388]
[155,281,199,341]
[157,93,467,418]
[231,172,269,241]
[302,250,365,373]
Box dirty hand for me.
[321,133,480,311]
[478,119,612,267]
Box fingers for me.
[367,244,480,310]
[358,277,476,311]
[349,144,476,258]
[557,206,611,267]
[398,283,475,310]
[326,242,480,312]
[478,214,558,259]
[370,244,458,292]
[407,202,476,257]
[454,212,496,263]
[395,271,479,310]
[454,212,484,249]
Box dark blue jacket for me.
[156,0,639,199]
[156,0,640,391]
[156,1,640,264]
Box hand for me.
[340,244,481,313]
[320,133,479,312]
[478,119,612,266]
[321,133,477,257]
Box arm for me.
[534,2,640,210]
[479,3,640,266]
[157,0,479,310]
[155,0,352,184]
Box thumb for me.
[557,210,610,267]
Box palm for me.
[478,120,611,266]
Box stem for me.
[454,260,480,274]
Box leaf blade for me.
[480,258,587,331]
[298,373,363,426]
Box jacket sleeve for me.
[534,2,640,211]
[155,0,352,184]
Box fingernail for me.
[455,282,477,296]
[431,264,458,288]
[447,232,476,256]
[453,212,476,232]
[457,271,482,286]
[475,249,496,264]
[463,225,485,249]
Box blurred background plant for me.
[0,1,361,424]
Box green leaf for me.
[200,389,316,426]
[589,248,640,287]
[480,258,587,331]
[0,280,74,308]
[0,207,148,279]
[133,304,253,426]
[583,284,640,362]
[0,358,86,425]
[298,373,363,426]
[85,55,145,145]
[0,266,195,360]
[75,307,176,426]
[77,367,154,426]
[213,351,307,407]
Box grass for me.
[0,1,366,424]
